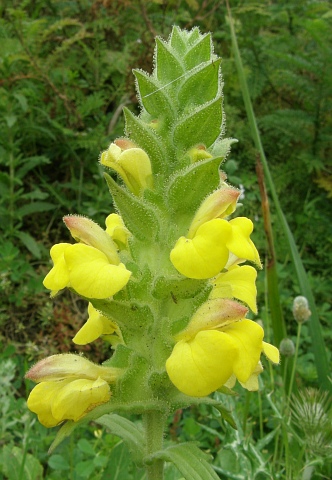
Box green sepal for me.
[178,59,221,109]
[152,276,207,300]
[96,414,146,465]
[134,69,175,123]
[173,97,223,151]
[166,156,222,215]
[155,37,184,84]
[104,173,160,241]
[170,26,187,55]
[184,33,212,70]
[147,443,220,480]
[124,107,166,174]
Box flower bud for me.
[100,140,153,195]
[279,338,295,357]
[292,296,311,324]
[187,144,213,163]
[105,213,130,248]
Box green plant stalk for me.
[287,323,302,401]
[226,3,331,391]
[144,411,166,480]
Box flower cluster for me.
[26,27,279,434]
[166,186,279,397]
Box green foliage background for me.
[0,0,331,478]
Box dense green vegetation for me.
[1,0,331,478]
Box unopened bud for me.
[279,338,295,357]
[100,141,153,195]
[292,296,311,324]
[187,144,213,163]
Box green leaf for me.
[100,442,135,480]
[173,97,222,151]
[184,33,212,70]
[15,231,41,258]
[16,156,50,179]
[213,404,237,430]
[124,108,166,174]
[178,59,221,109]
[48,454,70,471]
[134,70,174,123]
[149,443,220,480]
[96,414,146,463]
[16,201,56,217]
[104,173,160,241]
[166,156,221,215]
[155,38,184,84]
[1,445,43,480]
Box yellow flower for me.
[43,242,131,299]
[210,264,258,313]
[105,213,130,248]
[25,354,120,427]
[170,219,232,279]
[73,303,120,345]
[100,139,153,195]
[166,300,279,397]
[170,216,260,280]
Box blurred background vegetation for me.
[0,0,331,479]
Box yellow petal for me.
[73,303,117,345]
[166,330,238,397]
[223,319,264,383]
[176,298,248,341]
[170,219,231,279]
[210,264,258,313]
[27,380,69,428]
[227,217,261,267]
[64,244,131,299]
[105,213,130,247]
[239,362,263,391]
[43,243,71,294]
[263,341,280,364]
[51,377,111,422]
[118,148,153,195]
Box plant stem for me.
[288,323,302,401]
[144,410,166,480]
